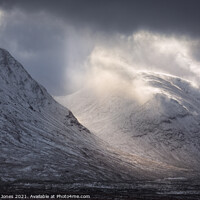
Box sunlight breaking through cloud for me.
[67,30,200,103]
[0,9,4,26]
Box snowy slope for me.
[0,48,138,192]
[58,71,200,172]
[1,48,198,194]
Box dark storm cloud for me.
[1,0,200,37]
[1,0,200,96]
[1,12,65,52]
[0,9,68,95]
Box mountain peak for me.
[0,49,136,191]
[0,48,29,81]
[0,48,53,109]
[0,48,16,65]
[61,71,200,170]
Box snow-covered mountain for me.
[58,70,200,172]
[1,48,199,197]
[0,48,135,192]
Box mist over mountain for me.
[1,48,200,198]
[60,71,200,170]
[1,0,200,199]
[57,33,200,172]
[57,33,200,178]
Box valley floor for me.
[1,179,200,200]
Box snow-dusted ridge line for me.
[59,67,200,172]
[1,48,192,193]
[1,48,200,195]
[0,48,127,187]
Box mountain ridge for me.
[1,48,199,196]
[58,70,200,171]
[0,48,135,192]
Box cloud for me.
[1,1,200,96]
[0,6,100,95]
[67,31,200,103]
[0,8,81,95]
[1,0,200,37]
[88,31,200,79]
[0,9,4,24]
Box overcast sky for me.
[0,0,200,95]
